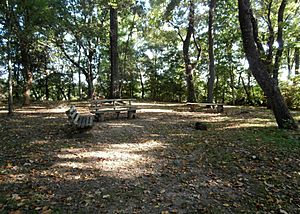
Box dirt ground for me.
[0,101,300,213]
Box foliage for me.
[0,0,299,106]
[281,76,300,109]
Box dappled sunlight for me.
[216,121,275,130]
[17,108,66,114]
[137,102,186,107]
[1,173,28,184]
[139,109,174,113]
[169,133,190,137]
[104,122,144,129]
[29,140,49,145]
[107,140,164,151]
[53,140,165,179]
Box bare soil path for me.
[0,101,299,213]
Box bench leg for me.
[95,113,105,122]
[116,111,120,119]
[128,110,136,119]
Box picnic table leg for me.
[95,113,105,122]
[217,105,224,113]
[127,110,136,119]
[115,111,120,119]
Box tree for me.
[5,0,13,114]
[207,0,216,103]
[166,0,201,102]
[54,0,108,99]
[296,37,299,75]
[238,0,298,129]
[109,2,120,98]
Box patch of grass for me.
[241,127,300,152]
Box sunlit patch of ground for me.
[53,140,164,179]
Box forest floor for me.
[0,101,300,214]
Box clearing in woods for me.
[0,101,299,213]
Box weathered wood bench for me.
[187,102,224,113]
[65,105,94,128]
[90,99,137,122]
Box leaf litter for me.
[0,102,299,213]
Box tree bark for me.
[183,0,196,102]
[207,0,216,103]
[6,0,13,115]
[273,0,287,84]
[238,0,298,129]
[20,42,32,106]
[295,37,299,75]
[109,6,120,98]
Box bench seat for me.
[66,106,94,128]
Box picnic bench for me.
[65,105,94,128]
[187,102,224,113]
[90,99,137,122]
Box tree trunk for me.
[21,52,32,106]
[183,0,196,102]
[86,48,94,99]
[45,74,49,100]
[109,6,120,98]
[6,0,13,115]
[273,0,287,84]
[207,0,216,103]
[78,50,82,99]
[238,0,298,129]
[229,69,235,105]
[295,37,299,75]
[287,48,292,80]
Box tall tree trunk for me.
[238,0,298,129]
[207,0,216,103]
[21,44,32,106]
[273,0,287,84]
[109,6,120,98]
[295,37,299,75]
[240,74,252,103]
[287,48,292,80]
[7,0,13,115]
[183,0,196,102]
[229,68,236,105]
[140,72,145,99]
[45,74,49,100]
[87,48,94,99]
[78,50,82,99]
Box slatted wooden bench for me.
[65,105,94,128]
[90,99,137,122]
[187,102,224,113]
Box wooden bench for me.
[65,105,94,128]
[187,102,224,113]
[90,99,137,122]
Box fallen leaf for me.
[279,209,288,214]
[102,195,110,199]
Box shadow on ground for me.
[0,102,299,213]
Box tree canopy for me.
[0,0,299,128]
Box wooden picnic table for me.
[90,98,137,121]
